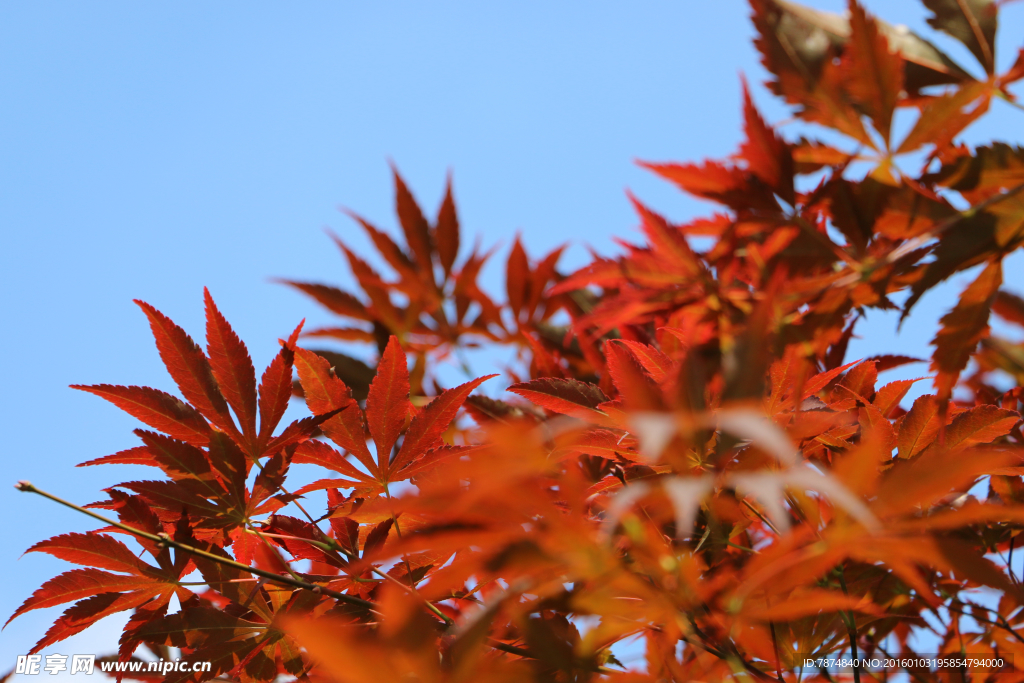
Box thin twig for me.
[687,611,776,681]
[946,603,1024,645]
[833,179,1024,289]
[486,639,614,674]
[15,481,375,609]
[1010,537,1017,585]
[996,90,1024,113]
[249,528,454,626]
[769,619,785,683]
[837,566,861,683]
[875,644,932,683]
[250,456,318,526]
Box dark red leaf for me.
[363,518,393,557]
[922,0,997,74]
[26,533,150,576]
[77,446,155,468]
[392,166,433,270]
[72,385,212,447]
[435,173,460,276]
[31,590,163,655]
[6,569,157,626]
[292,440,374,484]
[508,378,610,422]
[843,1,903,139]
[204,288,258,443]
[931,260,1002,399]
[365,336,410,473]
[390,375,497,476]
[739,76,794,201]
[263,408,346,461]
[134,300,240,441]
[257,322,302,452]
[276,281,369,320]
[506,236,530,322]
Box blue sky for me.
[1,1,1022,676]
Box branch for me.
[250,528,454,626]
[833,179,1024,288]
[837,566,862,683]
[946,603,1024,645]
[15,481,579,669]
[15,481,375,610]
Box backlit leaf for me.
[898,395,944,460]
[508,378,610,421]
[71,384,212,447]
[390,374,497,476]
[392,166,433,270]
[26,533,150,576]
[931,260,1002,399]
[923,0,997,73]
[365,336,410,472]
[134,300,239,441]
[436,173,460,276]
[6,569,159,626]
[843,1,903,139]
[204,288,258,442]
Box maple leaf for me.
[366,336,411,473]
[508,378,610,422]
[753,0,972,95]
[749,0,873,145]
[923,0,998,74]
[391,166,434,272]
[135,300,242,444]
[739,78,795,204]
[436,173,460,276]
[931,260,1002,400]
[389,374,497,478]
[255,322,301,453]
[6,525,193,656]
[897,80,992,155]
[276,281,370,320]
[204,288,258,444]
[842,1,904,141]
[70,385,213,447]
[18,2,1024,677]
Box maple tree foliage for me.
[10,1,1024,681]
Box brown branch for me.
[16,480,376,609]
[769,618,785,683]
[837,566,862,683]
[833,179,1024,288]
[250,528,454,626]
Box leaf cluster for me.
[10,1,1024,681]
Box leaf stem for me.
[250,456,318,526]
[996,90,1024,113]
[246,523,307,583]
[246,528,454,626]
[834,178,1024,288]
[383,485,418,589]
[15,481,375,610]
[1010,536,1017,585]
[837,566,861,683]
[946,603,1024,645]
[768,619,784,683]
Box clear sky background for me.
[1,1,1022,677]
